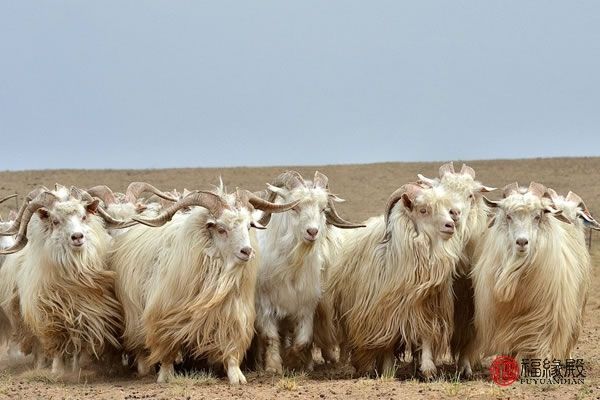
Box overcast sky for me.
[1,1,599,170]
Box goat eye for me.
[217,227,227,235]
[506,215,512,221]
[52,219,60,226]
[82,215,87,221]
[534,214,541,221]
[419,208,427,215]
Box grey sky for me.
[1,1,599,170]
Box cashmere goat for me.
[109,185,299,384]
[324,183,461,378]
[472,182,589,362]
[418,162,495,377]
[0,185,129,374]
[254,171,364,373]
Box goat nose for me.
[449,209,461,222]
[306,228,319,237]
[516,238,529,247]
[71,232,84,241]
[240,246,253,257]
[445,221,455,230]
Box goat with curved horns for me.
[254,170,364,374]
[473,182,587,362]
[322,182,462,378]
[417,162,496,377]
[110,183,300,384]
[0,186,129,375]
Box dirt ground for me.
[0,157,598,399]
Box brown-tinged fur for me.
[324,187,460,375]
[2,197,123,369]
[110,195,259,384]
[473,191,589,360]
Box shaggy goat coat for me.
[472,194,589,360]
[2,208,122,360]
[255,203,343,368]
[110,208,257,370]
[325,200,460,373]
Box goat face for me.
[403,186,457,241]
[488,192,565,257]
[420,167,495,230]
[206,207,257,264]
[285,186,329,243]
[37,199,100,251]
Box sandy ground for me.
[0,157,598,399]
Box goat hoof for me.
[228,369,247,385]
[265,366,283,375]
[420,362,437,380]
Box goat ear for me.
[251,221,267,230]
[328,194,345,203]
[478,185,497,193]
[266,184,286,196]
[401,193,413,210]
[483,196,499,208]
[206,220,216,229]
[38,209,50,219]
[544,207,571,224]
[86,199,100,215]
[578,211,600,230]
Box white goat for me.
[473,182,589,361]
[254,171,364,373]
[418,162,495,377]
[0,185,126,374]
[109,186,299,384]
[324,183,461,378]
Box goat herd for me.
[0,162,597,385]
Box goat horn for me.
[438,162,455,178]
[133,191,228,227]
[546,188,561,204]
[528,182,547,198]
[96,207,140,229]
[0,191,59,255]
[313,171,329,189]
[503,182,520,198]
[325,195,365,229]
[257,171,305,225]
[0,194,17,205]
[0,187,47,236]
[124,182,179,204]
[240,190,300,214]
[460,164,476,178]
[271,171,306,191]
[87,185,117,206]
[566,191,586,210]
[417,174,438,187]
[383,184,422,242]
[74,187,141,229]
